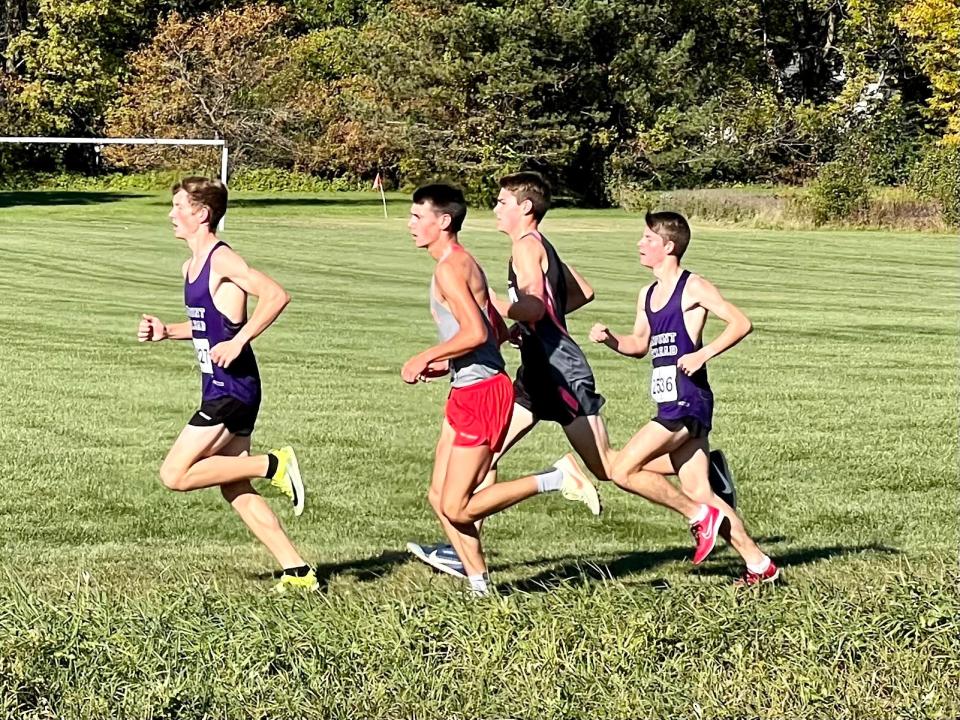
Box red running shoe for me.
[691,505,725,565]
[735,561,781,586]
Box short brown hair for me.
[412,183,467,232]
[499,171,551,222]
[645,211,691,259]
[172,177,228,231]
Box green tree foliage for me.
[896,0,960,141]
[105,4,327,169]
[0,0,957,206]
[0,0,237,169]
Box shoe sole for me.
[556,453,602,516]
[286,447,305,517]
[274,581,320,593]
[406,542,466,579]
[693,508,725,565]
[735,566,782,587]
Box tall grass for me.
[0,191,956,718]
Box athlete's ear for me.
[521,198,534,217]
[438,213,452,231]
[664,239,675,256]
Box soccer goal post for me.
[0,136,230,229]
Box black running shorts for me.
[189,395,260,437]
[513,364,605,426]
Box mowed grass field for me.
[0,190,957,719]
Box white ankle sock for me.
[468,573,489,593]
[747,555,771,574]
[535,467,564,493]
[689,504,708,525]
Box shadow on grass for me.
[251,550,408,590]
[690,542,901,579]
[0,191,147,207]
[495,540,900,594]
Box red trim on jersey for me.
[521,230,570,338]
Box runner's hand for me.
[211,338,244,368]
[589,323,610,344]
[138,314,166,342]
[402,353,430,384]
[677,350,707,375]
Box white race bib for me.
[650,365,678,403]
[193,338,213,375]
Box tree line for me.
[0,0,957,207]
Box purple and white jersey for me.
[644,270,713,428]
[184,241,261,406]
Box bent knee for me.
[159,466,188,492]
[609,467,632,490]
[442,502,473,527]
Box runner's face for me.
[494,188,524,234]
[169,190,205,240]
[408,202,445,248]
[638,225,670,267]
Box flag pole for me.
[373,171,388,218]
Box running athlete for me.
[402,183,600,595]
[137,177,316,592]
[408,172,730,576]
[590,211,780,584]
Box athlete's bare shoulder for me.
[435,251,468,287]
[513,232,546,258]
[682,272,719,308]
[208,244,250,278]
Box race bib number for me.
[193,338,213,375]
[650,365,678,403]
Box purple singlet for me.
[183,241,261,406]
[644,270,713,428]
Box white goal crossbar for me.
[0,136,230,229]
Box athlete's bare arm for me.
[589,285,652,357]
[500,236,547,323]
[206,248,290,368]
[137,315,191,341]
[488,306,511,346]
[564,262,594,313]
[138,260,192,341]
[402,258,489,384]
[676,274,752,376]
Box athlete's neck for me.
[509,221,540,244]
[186,230,219,258]
[428,234,459,261]
[652,260,683,285]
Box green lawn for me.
[0,190,957,719]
